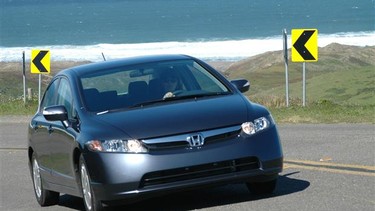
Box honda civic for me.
[28,54,283,210]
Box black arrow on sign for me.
[32,50,49,72]
[293,30,316,61]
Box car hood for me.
[95,95,248,139]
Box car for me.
[28,54,283,210]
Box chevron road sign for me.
[291,29,318,62]
[30,49,51,106]
[31,50,50,74]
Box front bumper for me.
[83,125,283,203]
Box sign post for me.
[31,49,50,106]
[291,29,318,106]
[303,62,306,106]
[283,29,289,107]
[22,51,26,104]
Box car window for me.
[56,78,75,119]
[188,62,228,93]
[81,69,151,94]
[40,78,60,111]
[80,59,229,112]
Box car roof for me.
[57,54,194,77]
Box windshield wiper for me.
[120,92,231,110]
[138,92,231,106]
[172,92,231,100]
[130,99,171,108]
[95,99,167,113]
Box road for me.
[1,118,374,211]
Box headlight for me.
[87,139,148,153]
[241,116,272,136]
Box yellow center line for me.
[284,159,375,177]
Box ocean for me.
[1,0,374,62]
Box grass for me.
[0,98,39,115]
[249,66,375,106]
[266,99,375,124]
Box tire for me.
[79,155,103,211]
[31,153,59,206]
[246,179,277,194]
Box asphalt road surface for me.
[1,117,374,211]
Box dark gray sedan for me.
[28,54,283,211]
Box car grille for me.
[142,125,241,150]
[139,157,259,188]
[204,130,240,144]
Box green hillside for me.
[226,43,375,106]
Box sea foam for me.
[1,31,374,62]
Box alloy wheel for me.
[32,158,42,198]
[80,164,92,210]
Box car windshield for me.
[80,59,230,113]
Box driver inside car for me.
[161,69,181,99]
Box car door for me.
[29,78,60,182]
[47,78,78,188]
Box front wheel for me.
[79,155,103,211]
[31,153,59,206]
[246,179,277,194]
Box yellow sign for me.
[291,29,318,62]
[31,50,50,74]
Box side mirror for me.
[231,79,250,93]
[43,105,70,127]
